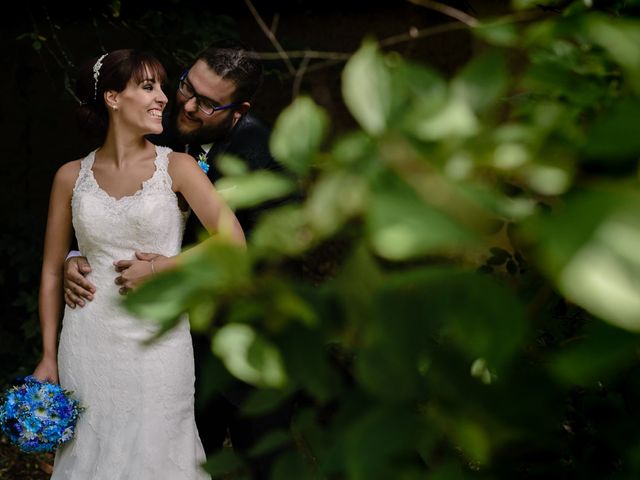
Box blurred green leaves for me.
[270,96,329,176]
[123,3,640,477]
[525,189,640,332]
[452,51,508,113]
[342,40,393,136]
[584,98,640,160]
[212,323,288,388]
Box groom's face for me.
[171,59,242,145]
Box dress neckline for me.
[87,145,161,203]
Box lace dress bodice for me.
[72,145,187,280]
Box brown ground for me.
[0,436,52,480]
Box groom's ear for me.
[232,102,251,127]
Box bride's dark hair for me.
[75,49,167,139]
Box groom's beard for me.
[171,106,236,146]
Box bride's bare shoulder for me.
[53,159,83,189]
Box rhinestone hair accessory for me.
[93,53,108,101]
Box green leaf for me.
[392,61,447,118]
[188,298,217,333]
[342,41,392,135]
[423,403,492,466]
[376,267,528,369]
[526,189,640,331]
[452,51,508,112]
[202,449,245,478]
[355,345,420,402]
[248,429,292,457]
[109,0,122,18]
[584,98,640,160]
[216,153,249,176]
[587,15,640,90]
[331,131,377,168]
[438,272,528,367]
[331,243,384,327]
[512,0,555,9]
[251,205,313,256]
[405,94,478,141]
[551,321,639,386]
[523,188,624,273]
[123,269,195,322]
[474,22,520,47]
[367,174,475,260]
[241,388,293,416]
[427,462,474,480]
[212,324,288,388]
[278,325,340,402]
[271,451,317,480]
[215,170,296,210]
[270,96,329,176]
[345,407,417,480]
[305,172,368,238]
[521,58,604,108]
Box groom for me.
[63,40,287,479]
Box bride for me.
[32,49,244,479]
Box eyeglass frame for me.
[178,70,239,116]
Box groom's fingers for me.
[64,287,85,308]
[63,280,94,305]
[64,291,77,308]
[65,263,96,296]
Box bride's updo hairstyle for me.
[75,49,167,139]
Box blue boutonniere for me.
[197,152,210,174]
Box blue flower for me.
[0,376,83,453]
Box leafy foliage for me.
[123,1,640,478]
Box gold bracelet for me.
[150,259,156,275]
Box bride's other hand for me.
[33,356,59,384]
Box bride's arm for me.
[172,152,246,242]
[157,152,246,269]
[33,161,78,383]
[112,153,246,290]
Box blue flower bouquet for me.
[0,375,83,453]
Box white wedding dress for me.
[52,145,210,480]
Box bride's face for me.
[113,67,167,135]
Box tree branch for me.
[244,0,296,75]
[407,0,479,27]
[292,53,312,100]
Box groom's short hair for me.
[197,40,263,104]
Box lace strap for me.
[153,145,172,171]
[150,145,174,191]
[73,149,97,193]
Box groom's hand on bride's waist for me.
[113,252,165,295]
[64,256,95,308]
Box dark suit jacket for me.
[148,112,283,244]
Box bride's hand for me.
[33,356,59,384]
[113,252,167,295]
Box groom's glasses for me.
[178,70,238,116]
